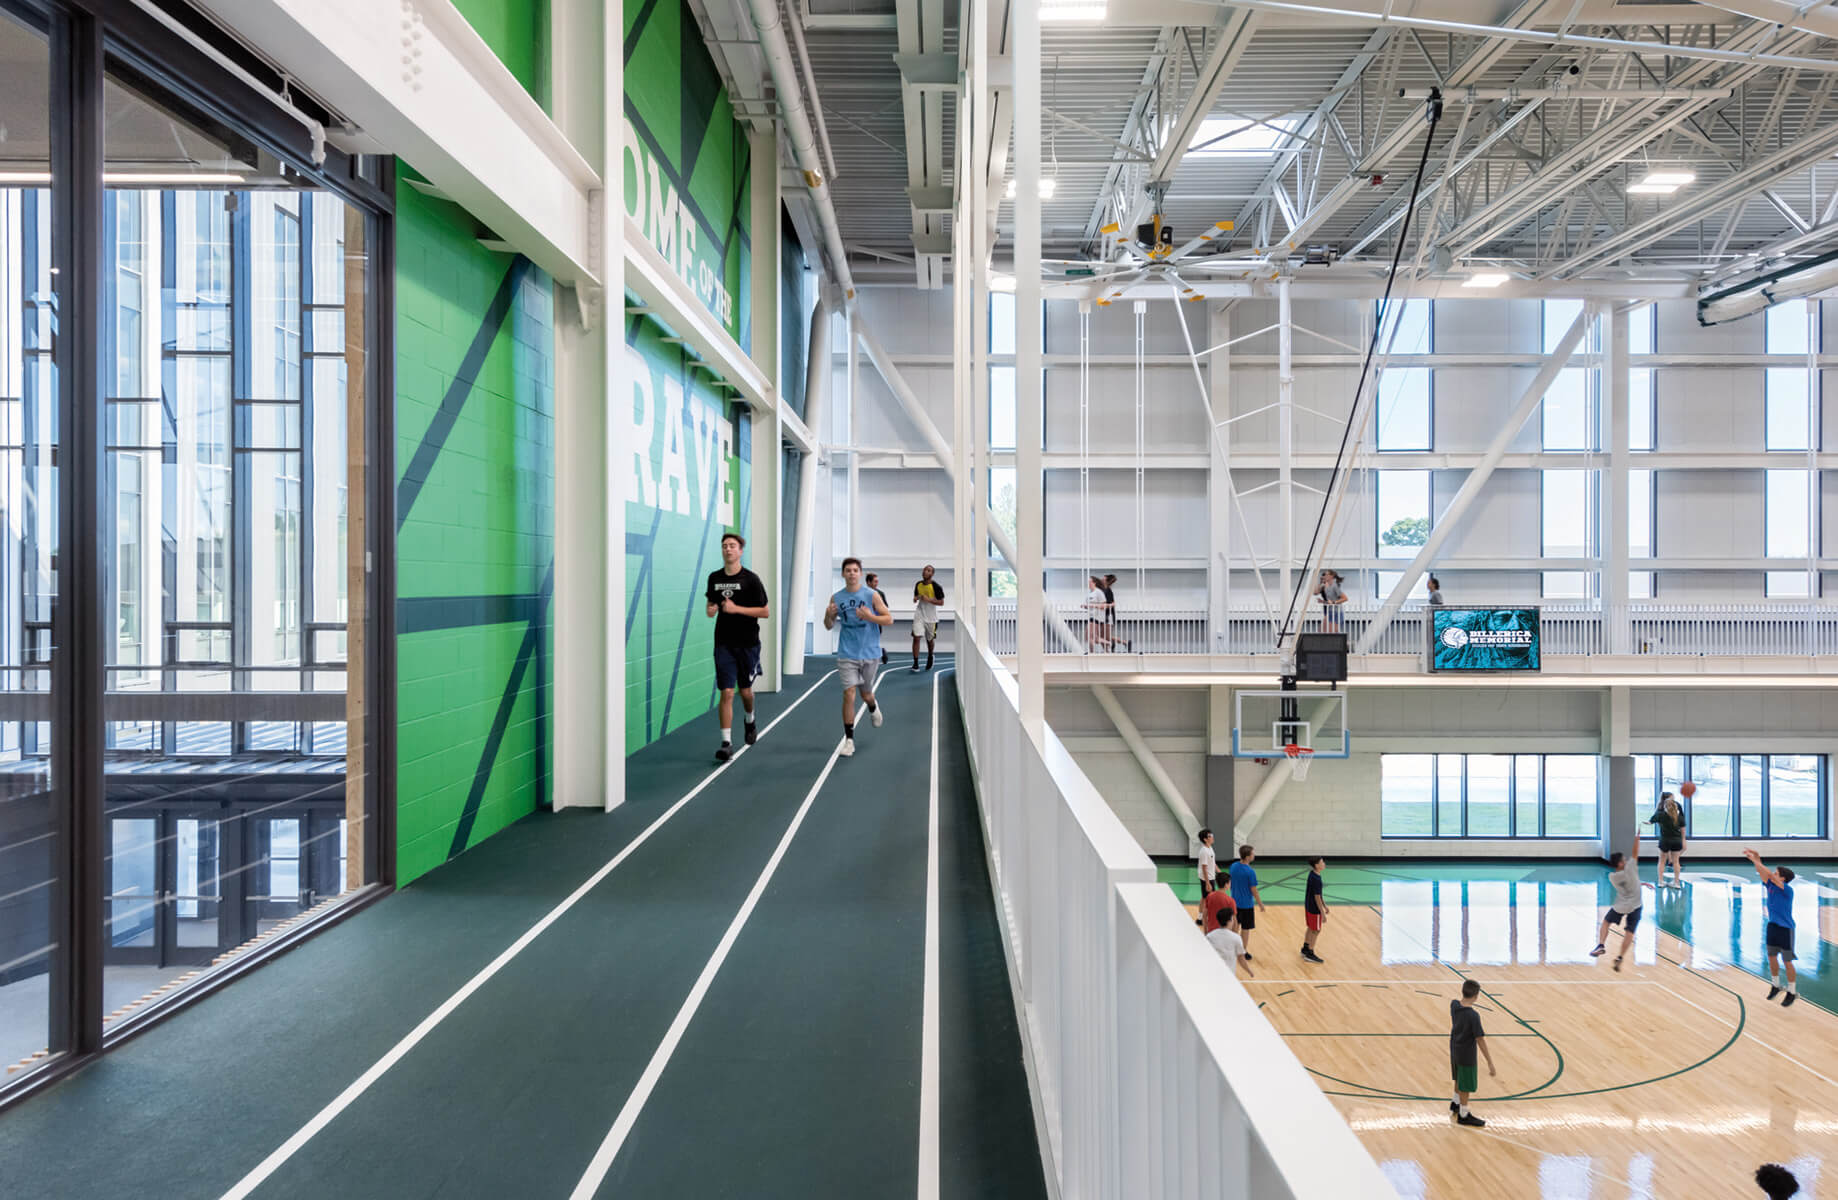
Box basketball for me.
[1680,781,1697,798]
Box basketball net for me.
[1284,743,1315,781]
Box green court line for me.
[1276,989,1295,997]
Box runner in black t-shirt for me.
[1301,855,1328,964]
[1448,978,1495,1127]
[705,532,770,762]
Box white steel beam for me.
[1357,304,1597,652]
[1551,116,1838,278]
[853,316,1084,653]
[625,214,776,407]
[784,297,832,678]
[1270,0,1545,254]
[1091,685,1203,844]
[1147,11,1262,186]
[1215,0,1838,73]
[193,0,598,289]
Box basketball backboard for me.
[1232,689,1350,757]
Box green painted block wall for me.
[452,0,547,102]
[392,0,556,884]
[623,320,749,749]
[621,0,755,753]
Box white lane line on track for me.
[567,737,848,1199]
[917,668,947,1200]
[217,670,837,1200]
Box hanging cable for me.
[1276,88,1443,649]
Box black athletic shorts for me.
[713,643,761,691]
[1235,906,1256,932]
[1605,907,1641,932]
[1767,921,1796,960]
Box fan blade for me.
[1167,219,1235,263]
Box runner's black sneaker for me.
[1768,985,1783,1000]
[715,744,732,762]
[744,722,758,746]
[1456,1114,1486,1128]
[1302,949,1325,964]
[1784,993,1799,1008]
[1589,944,1606,957]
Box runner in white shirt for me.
[1206,924,1254,978]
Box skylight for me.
[1187,115,1301,156]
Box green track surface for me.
[0,660,1043,1200]
[1163,857,1838,1012]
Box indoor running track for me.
[0,657,1047,1200]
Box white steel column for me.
[1014,0,1043,733]
[847,316,861,545]
[749,129,783,692]
[551,0,622,811]
[969,0,990,642]
[1357,304,1596,652]
[1277,277,1295,600]
[1604,305,1631,655]
[1207,303,1232,649]
[783,296,832,677]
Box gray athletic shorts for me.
[840,659,879,690]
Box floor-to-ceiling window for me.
[0,0,59,1087]
[0,0,389,1097]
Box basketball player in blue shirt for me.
[823,557,892,757]
[1744,848,1799,1007]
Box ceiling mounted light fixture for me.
[1005,178,1057,199]
[1627,170,1695,195]
[1462,272,1511,288]
[990,274,1017,292]
[1040,0,1105,20]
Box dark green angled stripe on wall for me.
[450,562,555,857]
[397,256,532,530]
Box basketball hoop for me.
[1284,744,1315,781]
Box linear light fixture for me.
[990,274,1017,292]
[1627,170,1695,195]
[1461,272,1511,288]
[0,171,247,185]
[1005,178,1058,199]
[1040,0,1105,20]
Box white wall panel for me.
[1656,368,1759,452]
[1042,365,1209,451]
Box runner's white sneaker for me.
[839,738,855,757]
[871,705,884,728]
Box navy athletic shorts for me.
[714,643,761,691]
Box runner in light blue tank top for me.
[823,557,891,757]
[831,585,881,661]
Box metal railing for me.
[987,599,1838,659]
[956,620,1397,1199]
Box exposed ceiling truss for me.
[692,0,1838,295]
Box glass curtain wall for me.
[0,3,59,1080]
[0,0,385,1094]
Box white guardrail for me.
[986,600,1838,658]
[956,621,1397,1200]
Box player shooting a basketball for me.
[1590,829,1646,972]
[1649,785,1688,888]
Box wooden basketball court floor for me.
[1176,861,1838,1199]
